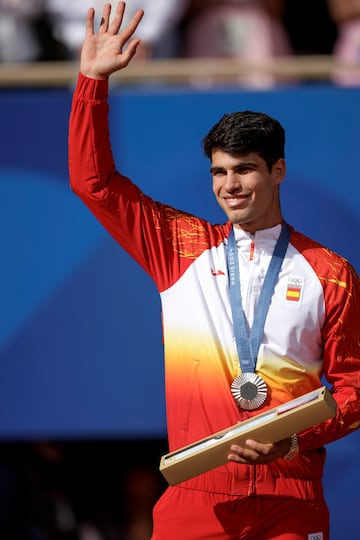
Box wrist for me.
[80,70,108,81]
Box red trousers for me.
[152,486,329,540]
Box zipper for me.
[248,464,257,495]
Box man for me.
[68,3,360,539]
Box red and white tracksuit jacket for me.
[69,73,360,502]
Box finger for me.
[119,38,142,67]
[227,451,253,463]
[85,7,95,36]
[230,446,256,459]
[244,440,273,455]
[108,1,126,35]
[118,9,144,46]
[99,3,112,34]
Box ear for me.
[272,158,286,186]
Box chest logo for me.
[285,277,303,302]
[211,268,225,276]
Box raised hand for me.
[80,2,144,80]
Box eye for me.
[236,166,251,174]
[210,168,225,176]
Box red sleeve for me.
[68,73,226,290]
[298,252,360,451]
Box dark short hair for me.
[202,111,285,171]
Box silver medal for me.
[231,373,267,410]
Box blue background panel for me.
[0,82,359,537]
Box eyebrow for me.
[210,160,258,174]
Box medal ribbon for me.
[227,223,290,374]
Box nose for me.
[224,171,240,192]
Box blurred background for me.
[1,0,360,538]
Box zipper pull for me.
[249,240,255,261]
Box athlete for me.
[68,3,360,539]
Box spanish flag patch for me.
[285,278,303,302]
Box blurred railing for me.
[0,56,360,87]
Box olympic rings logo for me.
[288,277,303,285]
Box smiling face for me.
[211,150,286,233]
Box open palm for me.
[80,1,144,80]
